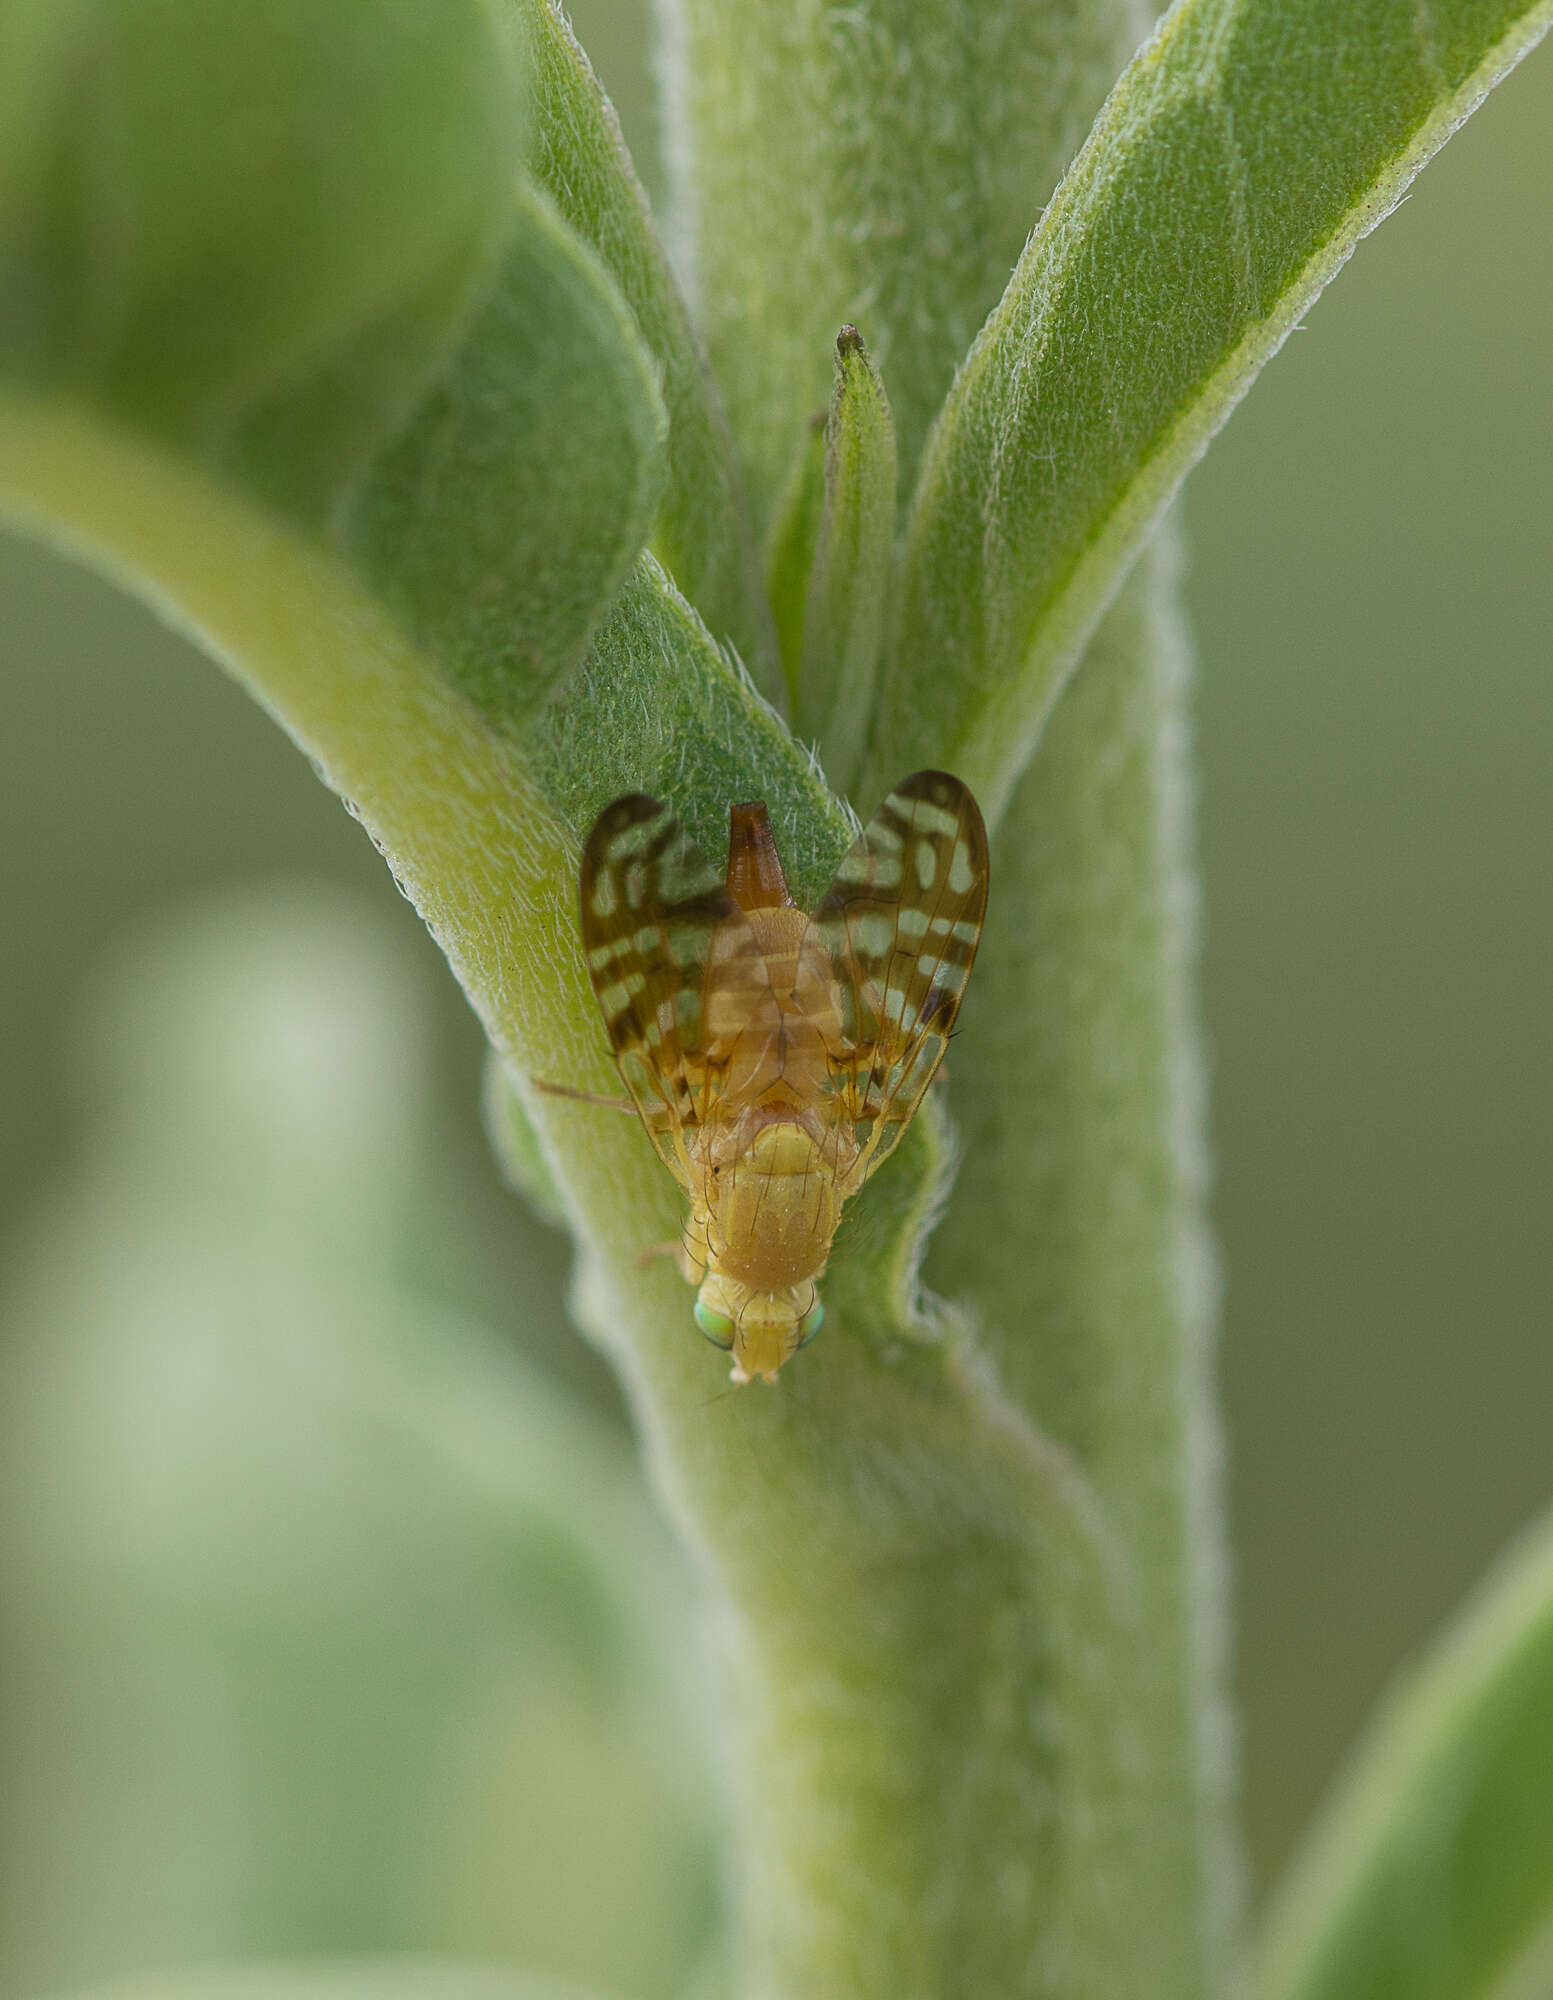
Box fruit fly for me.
[574,770,988,1384]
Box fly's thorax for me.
[749,904,846,1047]
[701,904,843,1105]
[692,1270,824,1384]
[705,1116,841,1289]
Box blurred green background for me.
[1,5,1550,1995]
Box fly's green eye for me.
[798,1297,826,1347]
[694,1299,735,1349]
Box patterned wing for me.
[578,794,761,1186]
[808,770,988,1187]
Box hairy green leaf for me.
[347,183,667,720]
[529,559,846,899]
[0,0,522,510]
[763,407,827,701]
[866,0,1553,819]
[796,326,897,796]
[516,0,775,686]
[0,0,668,714]
[1257,1500,1553,2000]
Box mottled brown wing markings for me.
[810,770,988,1186]
[577,794,761,1185]
[578,773,985,1274]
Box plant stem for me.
[641,5,1239,1993]
[546,540,1237,2000]
[928,530,1241,1996]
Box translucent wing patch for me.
[809,769,989,1186]
[578,794,766,1184]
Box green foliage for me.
[49,1971,629,2000]
[792,328,896,796]
[0,1,520,453]
[0,892,718,2000]
[517,0,774,682]
[864,0,1553,817]
[0,0,669,713]
[662,0,1159,532]
[0,0,1550,1996]
[1258,1502,1553,2000]
[345,183,667,720]
[762,407,827,704]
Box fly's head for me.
[692,1272,826,1384]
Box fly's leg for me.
[636,1213,705,1282]
[531,1076,638,1113]
[636,1239,700,1282]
